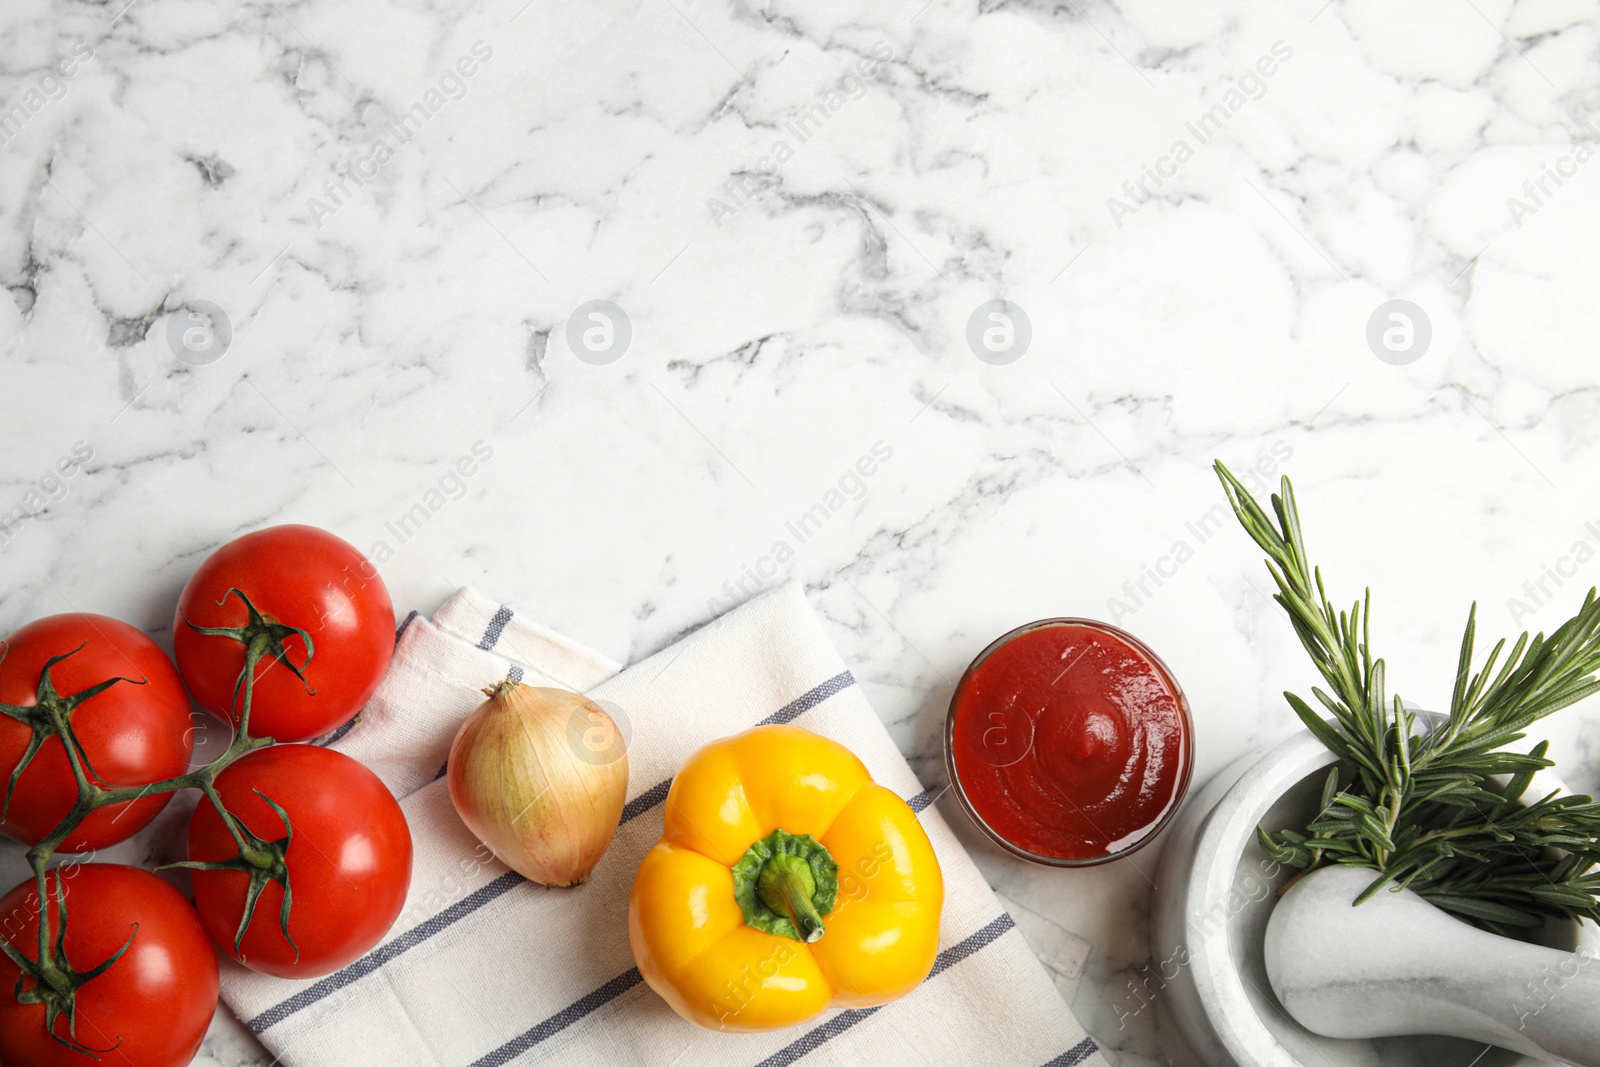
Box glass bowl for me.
[943,617,1194,867]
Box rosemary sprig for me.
[1216,461,1600,934]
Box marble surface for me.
[3,0,1600,1064]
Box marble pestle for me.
[1264,864,1600,1067]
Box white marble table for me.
[4,0,1600,1064]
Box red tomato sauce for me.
[948,620,1191,863]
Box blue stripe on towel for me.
[757,670,854,725]
[246,872,526,1034]
[248,670,860,1034]
[467,968,646,1067]
[907,785,944,814]
[478,605,514,650]
[619,776,674,823]
[469,911,1019,1067]
[312,716,362,747]
[750,912,1019,1067]
[1041,1037,1100,1066]
[313,610,426,750]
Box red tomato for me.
[173,525,394,743]
[186,744,412,978]
[0,864,218,1067]
[0,615,193,852]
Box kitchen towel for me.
[217,581,1106,1067]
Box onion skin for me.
[447,682,628,887]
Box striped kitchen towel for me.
[216,581,1106,1067]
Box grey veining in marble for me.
[4,0,1600,1064]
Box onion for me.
[447,681,629,887]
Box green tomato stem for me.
[2,587,315,1057]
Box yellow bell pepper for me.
[628,724,944,1032]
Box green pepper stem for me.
[730,828,839,943]
[757,854,826,943]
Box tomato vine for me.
[0,588,309,1058]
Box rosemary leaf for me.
[1217,460,1600,931]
